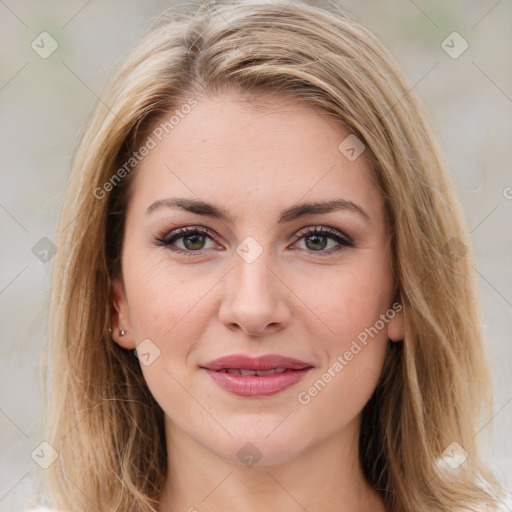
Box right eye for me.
[155,226,220,256]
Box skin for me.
[111,89,404,512]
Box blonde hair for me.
[41,0,506,510]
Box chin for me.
[206,427,309,468]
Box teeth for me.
[226,368,244,375]
[219,367,289,376]
[256,368,278,376]
[239,369,257,376]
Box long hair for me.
[41,1,506,510]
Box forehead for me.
[127,91,383,224]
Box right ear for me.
[111,276,137,350]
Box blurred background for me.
[0,0,511,509]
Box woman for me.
[38,0,510,511]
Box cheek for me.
[291,257,393,408]
[123,247,216,341]
[293,256,394,349]
[294,290,390,438]
[293,261,393,424]
[123,259,217,420]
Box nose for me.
[218,247,292,338]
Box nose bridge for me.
[235,242,274,288]
[232,236,278,304]
[218,236,290,335]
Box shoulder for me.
[476,477,512,511]
[493,495,512,510]
[436,464,512,512]
[466,493,512,511]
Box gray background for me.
[0,0,511,509]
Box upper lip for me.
[200,354,314,371]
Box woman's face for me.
[112,90,403,466]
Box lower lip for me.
[202,368,312,397]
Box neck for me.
[158,416,386,512]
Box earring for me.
[120,330,126,337]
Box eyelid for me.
[154,224,354,257]
[156,226,220,248]
[292,225,353,244]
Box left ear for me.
[387,301,404,342]
[110,276,137,350]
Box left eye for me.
[155,226,353,256]
[292,226,353,254]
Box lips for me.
[200,354,314,397]
[201,354,313,372]
[218,367,288,376]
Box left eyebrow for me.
[145,197,371,225]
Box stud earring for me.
[120,330,126,337]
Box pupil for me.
[185,234,205,250]
[182,233,328,251]
[306,234,326,251]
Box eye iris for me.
[305,233,327,251]
[184,233,206,250]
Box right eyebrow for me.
[146,197,371,225]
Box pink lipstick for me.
[200,354,313,397]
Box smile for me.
[216,367,289,375]
[203,367,312,397]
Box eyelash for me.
[154,226,353,257]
